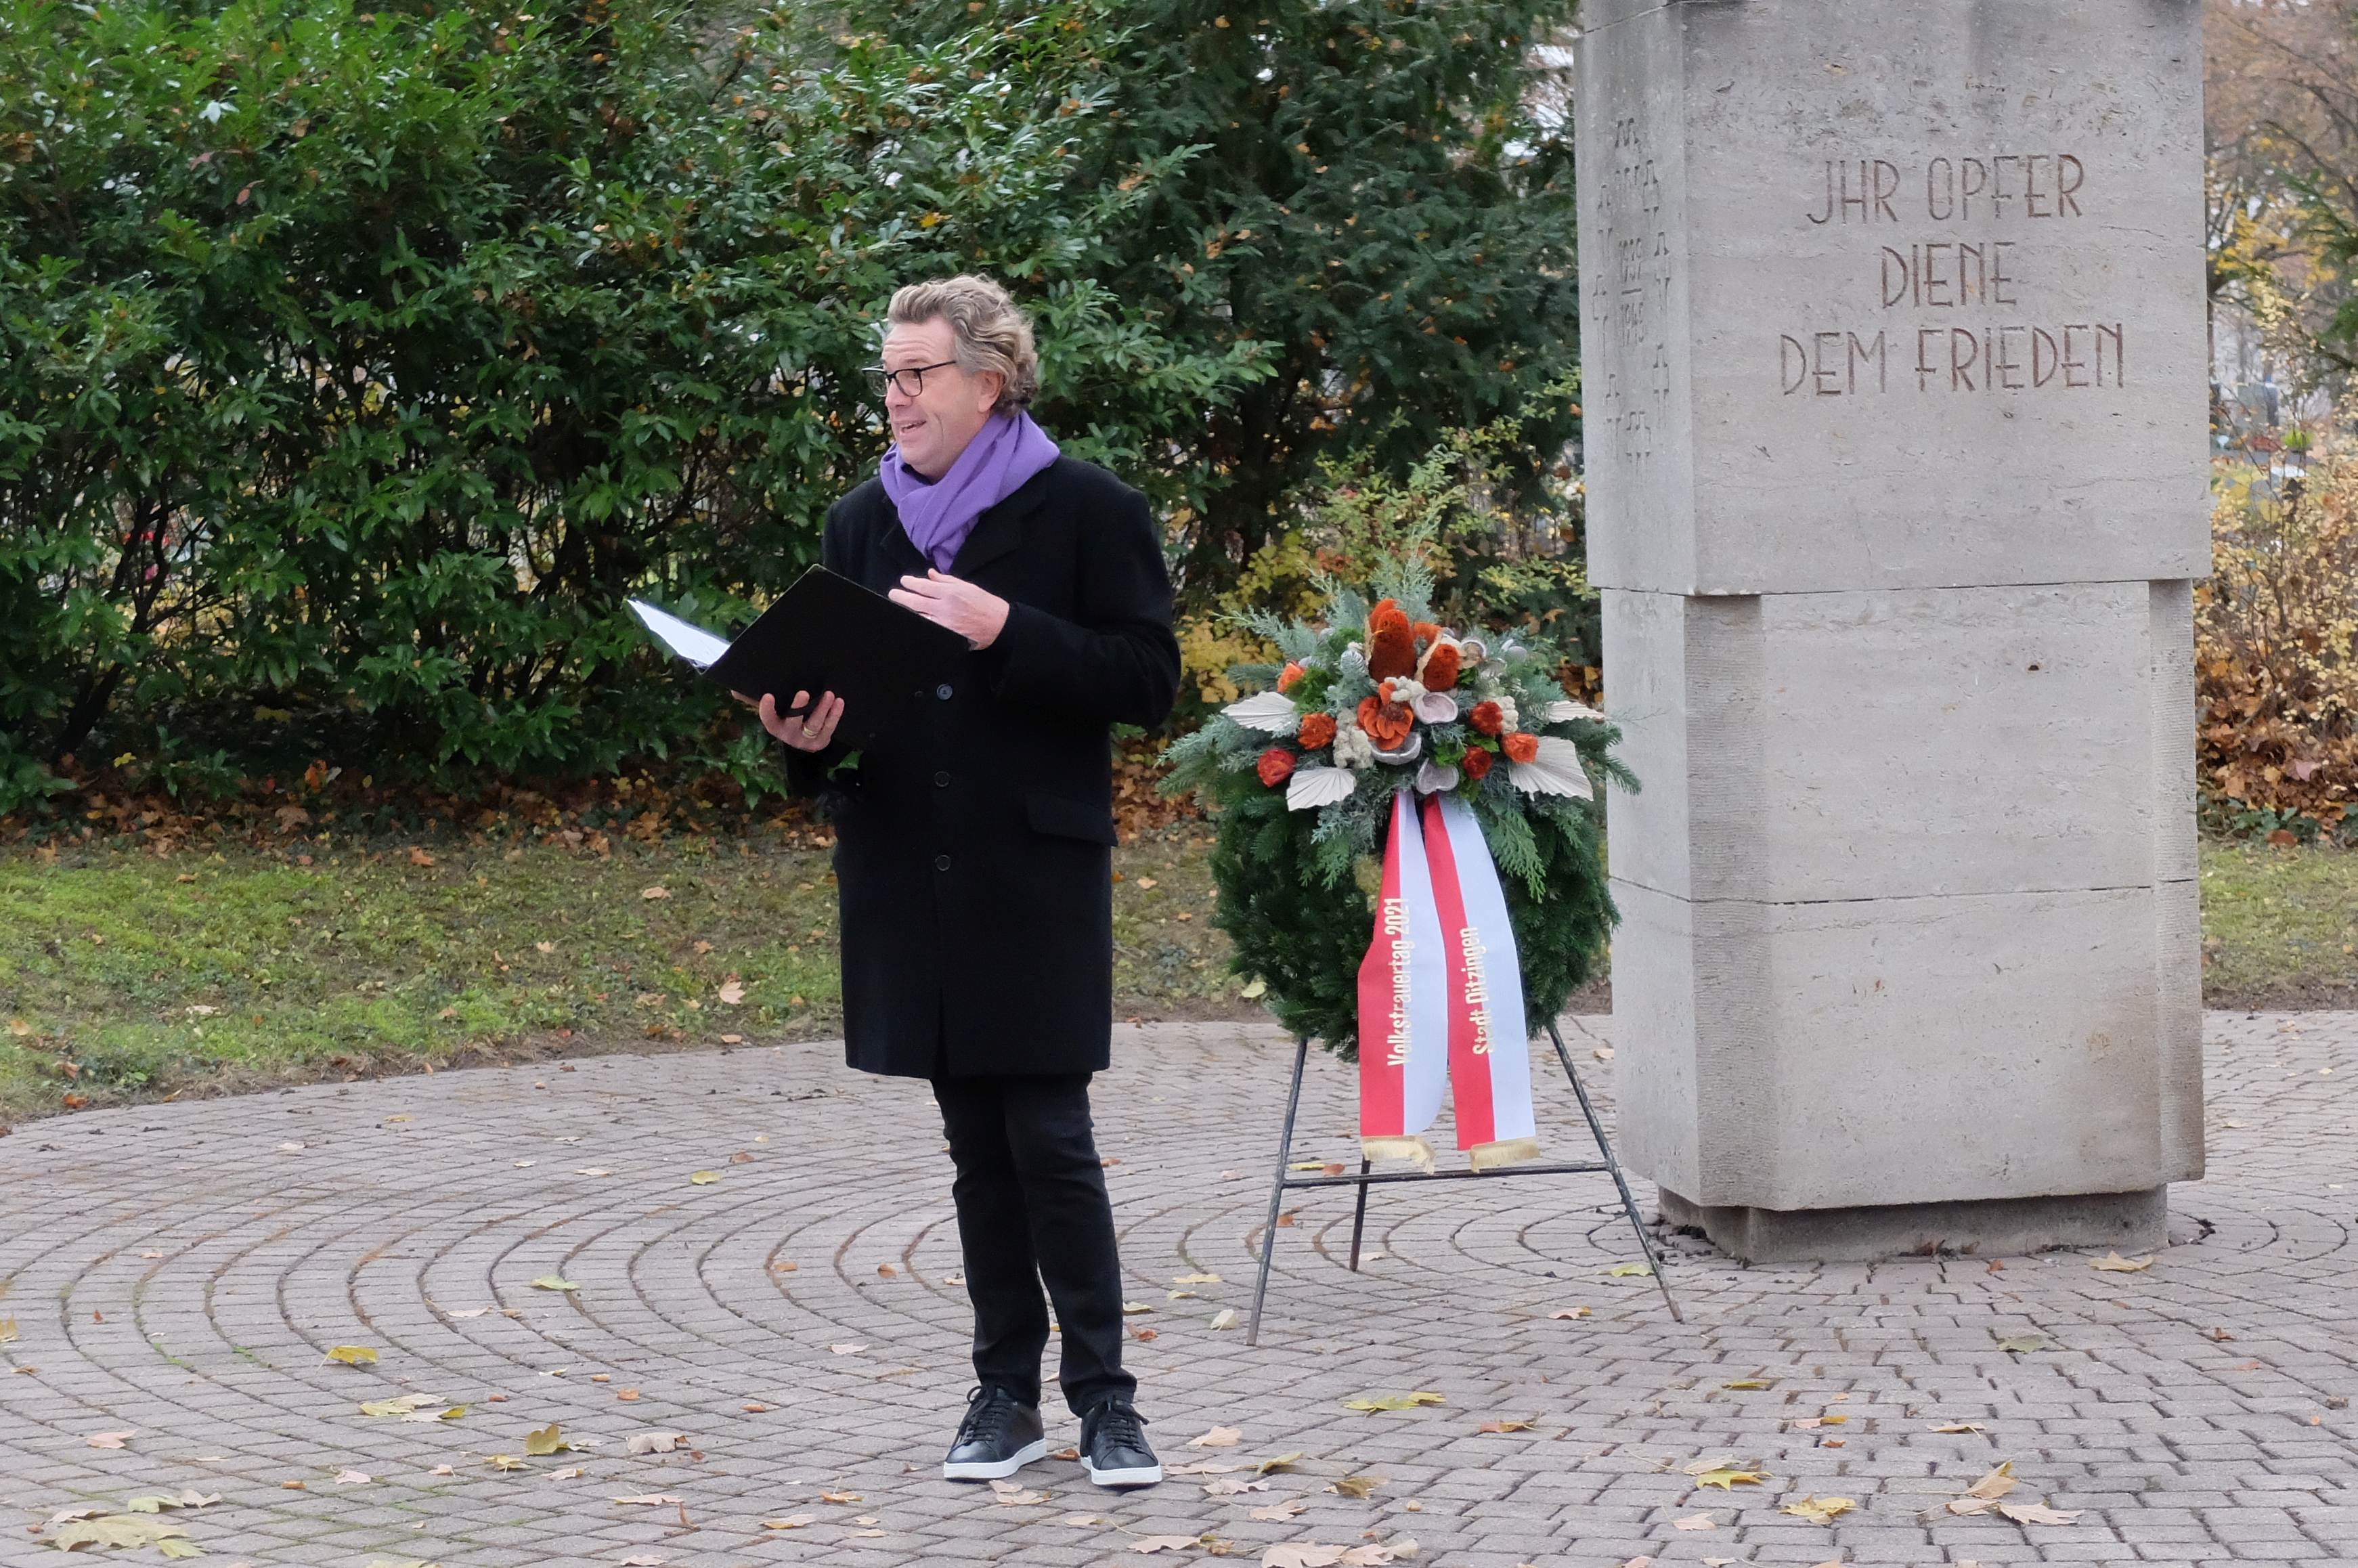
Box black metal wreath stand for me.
[1245,1019,1682,1344]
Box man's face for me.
[881,319,1001,479]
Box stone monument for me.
[1574,0,2207,1260]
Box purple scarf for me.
[879,410,1061,572]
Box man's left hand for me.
[891,569,1010,649]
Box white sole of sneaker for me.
[1084,1459,1163,1488]
[942,1438,1049,1481]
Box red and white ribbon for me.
[1355,791,1539,1171]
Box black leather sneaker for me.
[942,1385,1047,1481]
[1079,1397,1161,1488]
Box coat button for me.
[935,682,954,700]
[934,771,951,788]
[934,853,953,872]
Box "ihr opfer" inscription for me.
[1778,154,2123,397]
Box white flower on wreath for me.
[1494,695,1519,731]
[1332,721,1376,770]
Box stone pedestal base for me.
[1656,1185,2167,1265]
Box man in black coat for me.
[756,276,1180,1489]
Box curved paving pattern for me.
[2,1014,2355,1567]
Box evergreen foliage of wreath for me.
[1165,563,1630,1058]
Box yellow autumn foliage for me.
[2197,441,2358,829]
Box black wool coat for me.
[784,456,1181,1079]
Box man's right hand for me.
[737,689,844,752]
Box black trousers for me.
[931,1072,1134,1416]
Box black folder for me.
[628,566,969,752]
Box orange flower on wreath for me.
[1257,747,1297,787]
[1276,661,1307,693]
[1468,699,1505,737]
[1502,731,1540,765]
[1366,598,1418,680]
[1356,695,1416,750]
[1460,745,1494,781]
[1296,712,1337,749]
[1418,641,1461,691]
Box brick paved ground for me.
[1,1012,2354,1567]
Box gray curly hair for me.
[885,274,1041,413]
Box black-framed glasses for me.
[860,360,960,399]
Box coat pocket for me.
[1025,791,1118,846]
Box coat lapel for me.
[948,463,1057,580]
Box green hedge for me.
[0,0,1259,812]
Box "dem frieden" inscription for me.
[1778,153,2122,397]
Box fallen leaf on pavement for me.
[619,1556,665,1567]
[1129,1536,1200,1553]
[1210,1308,1240,1330]
[762,1516,816,1529]
[1719,1379,1770,1390]
[485,1455,525,1471]
[1253,1451,1304,1475]
[362,1393,445,1417]
[1249,1500,1307,1521]
[531,1276,579,1292]
[1690,1468,1764,1491]
[1998,1501,2081,1525]
[324,1345,378,1366]
[1549,1307,1592,1320]
[819,1491,860,1504]
[1996,1335,2044,1354]
[1672,1513,1715,1530]
[1327,1475,1382,1498]
[1781,1495,1855,1525]
[123,1492,219,1514]
[1191,1425,1242,1447]
[1204,1477,1269,1496]
[1928,1422,1984,1433]
[85,1431,134,1449]
[690,1171,718,1185]
[1174,1272,1223,1284]
[1344,1391,1444,1413]
[2089,1252,2153,1272]
[1477,1418,1533,1433]
[626,1433,684,1455]
[611,1494,682,1506]
[50,1519,194,1554]
[990,1479,1047,1506]
[523,1422,571,1456]
[1263,1546,1343,1568]
[829,1343,867,1355]
[334,1469,372,1485]
[1604,1261,1653,1277]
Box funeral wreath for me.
[1162,561,1628,1070]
